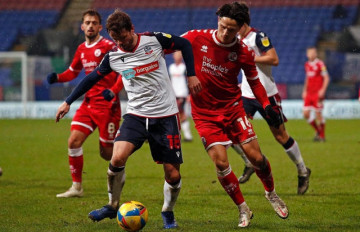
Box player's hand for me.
[55,101,70,122]
[318,89,326,99]
[47,72,58,84]
[188,76,202,95]
[102,89,115,101]
[264,105,281,129]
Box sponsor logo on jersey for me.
[122,61,159,80]
[144,45,153,55]
[201,45,208,53]
[201,56,229,77]
[81,53,84,59]
[94,49,101,57]
[261,37,270,47]
[228,52,237,62]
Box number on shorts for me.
[237,116,251,130]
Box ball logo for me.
[228,52,237,62]
[94,49,101,57]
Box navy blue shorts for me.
[242,94,287,126]
[115,113,183,164]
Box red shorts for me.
[71,103,121,147]
[192,108,257,150]
[303,93,324,111]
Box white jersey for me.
[169,63,188,98]
[240,28,278,99]
[107,34,178,117]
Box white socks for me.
[162,179,182,212]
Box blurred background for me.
[0,0,359,118]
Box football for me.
[117,201,148,232]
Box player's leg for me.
[304,96,321,140]
[161,163,181,229]
[56,129,88,198]
[232,144,254,183]
[269,124,311,194]
[88,140,133,221]
[89,114,146,222]
[315,101,325,141]
[177,98,193,142]
[146,115,183,229]
[241,140,288,219]
[207,144,252,227]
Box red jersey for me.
[304,58,328,94]
[182,29,266,115]
[58,36,122,108]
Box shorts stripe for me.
[71,121,94,132]
[206,141,232,151]
[100,137,114,144]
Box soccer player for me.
[47,9,123,198]
[234,2,311,195]
[174,2,289,227]
[55,9,201,229]
[168,51,193,142]
[303,47,330,142]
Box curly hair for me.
[216,2,250,26]
[82,9,102,24]
[106,9,133,34]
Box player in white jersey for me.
[168,51,193,141]
[235,2,311,195]
[55,9,201,228]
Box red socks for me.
[254,159,274,192]
[69,155,83,183]
[218,167,244,205]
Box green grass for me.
[0,119,359,231]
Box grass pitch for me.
[0,119,359,231]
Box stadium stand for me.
[0,0,359,100]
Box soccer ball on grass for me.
[117,201,148,231]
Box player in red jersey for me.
[46,9,123,198]
[302,47,329,142]
[176,2,289,227]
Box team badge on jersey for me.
[228,52,237,62]
[201,45,208,53]
[144,45,153,55]
[261,37,270,47]
[94,49,102,57]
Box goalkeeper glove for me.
[102,89,115,101]
[264,105,281,129]
[47,72,58,84]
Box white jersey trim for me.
[85,36,103,48]
[212,30,238,47]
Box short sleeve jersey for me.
[304,58,328,94]
[169,62,188,98]
[69,36,119,108]
[97,33,178,117]
[182,29,257,115]
[240,28,278,98]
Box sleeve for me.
[154,32,195,77]
[110,74,124,94]
[240,43,270,108]
[65,54,113,105]
[57,48,83,82]
[255,31,273,53]
[319,60,329,76]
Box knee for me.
[68,137,82,148]
[100,146,113,161]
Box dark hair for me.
[106,9,133,34]
[216,2,250,27]
[82,9,102,24]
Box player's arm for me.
[47,50,82,84]
[254,31,279,66]
[56,54,113,122]
[302,76,308,99]
[242,47,281,128]
[102,74,124,101]
[154,32,202,95]
[319,66,330,99]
